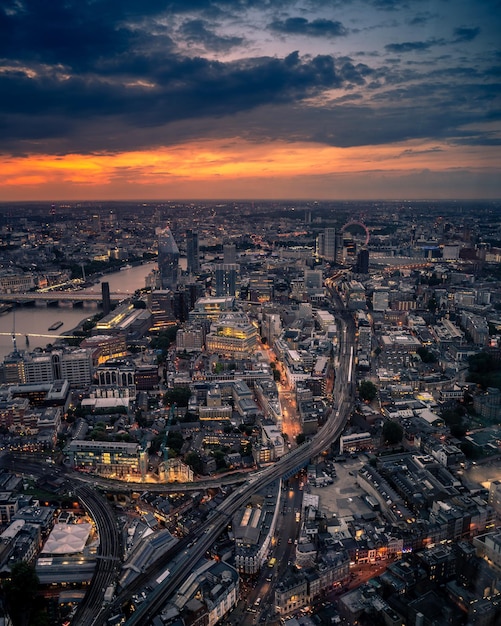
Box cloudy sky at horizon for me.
[1,0,500,201]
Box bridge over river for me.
[0,291,125,305]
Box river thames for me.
[0,262,157,360]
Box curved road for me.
[118,311,357,625]
[1,306,356,626]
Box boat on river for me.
[48,321,64,331]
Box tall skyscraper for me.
[101,281,111,316]
[186,229,200,274]
[156,226,179,290]
[355,249,369,274]
[215,263,238,297]
[317,227,337,262]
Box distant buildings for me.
[185,229,199,275]
[214,263,238,297]
[355,248,369,274]
[156,225,179,290]
[317,227,337,263]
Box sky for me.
[0,0,500,202]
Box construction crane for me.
[159,403,177,481]
[11,307,18,354]
[160,403,177,464]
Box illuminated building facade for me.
[233,481,281,574]
[65,439,148,480]
[96,358,136,394]
[80,334,128,366]
[188,296,237,323]
[148,289,176,332]
[205,313,258,358]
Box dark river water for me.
[0,262,157,359]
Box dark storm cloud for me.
[385,40,441,53]
[0,0,269,70]
[0,1,139,72]
[178,19,244,52]
[0,51,352,154]
[0,0,498,162]
[269,17,348,38]
[453,26,481,42]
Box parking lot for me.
[308,456,372,518]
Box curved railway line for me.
[0,301,357,626]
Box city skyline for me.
[1,0,500,201]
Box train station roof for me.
[41,523,92,555]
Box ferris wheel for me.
[341,220,370,246]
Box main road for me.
[115,311,357,626]
[0,304,356,626]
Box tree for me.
[450,422,467,438]
[359,380,377,402]
[164,387,191,407]
[166,431,184,456]
[4,561,39,626]
[417,346,437,364]
[212,450,228,469]
[184,452,203,474]
[296,433,306,445]
[467,351,501,390]
[150,327,178,353]
[428,296,438,313]
[382,420,403,445]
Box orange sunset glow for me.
[0,1,499,201]
[2,138,499,201]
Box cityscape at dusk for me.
[1,1,501,625]
[0,199,500,625]
[1,0,500,201]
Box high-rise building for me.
[186,229,200,274]
[317,228,337,262]
[148,290,176,332]
[91,214,101,234]
[101,281,111,316]
[355,249,369,274]
[20,349,93,386]
[157,226,179,290]
[488,480,501,515]
[215,263,238,297]
[335,230,344,263]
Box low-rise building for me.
[233,481,281,574]
[65,440,148,480]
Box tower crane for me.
[159,403,177,480]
